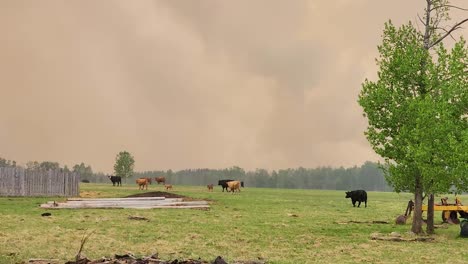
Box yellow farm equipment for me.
[421,197,468,224]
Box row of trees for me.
[87,162,392,191]
[0,156,94,180]
[5,152,387,191]
[0,157,16,167]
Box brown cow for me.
[227,181,241,193]
[136,178,149,190]
[207,184,214,192]
[165,184,173,190]
[155,176,166,185]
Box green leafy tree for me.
[72,163,93,180]
[114,151,135,181]
[359,0,467,234]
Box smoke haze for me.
[1,0,466,173]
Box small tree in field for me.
[114,151,135,181]
[359,0,467,234]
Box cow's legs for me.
[358,201,361,207]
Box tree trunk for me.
[412,175,424,234]
[426,193,434,234]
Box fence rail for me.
[0,167,80,197]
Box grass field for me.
[1,183,467,264]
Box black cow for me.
[218,179,244,192]
[345,190,367,207]
[108,175,122,186]
[218,179,233,192]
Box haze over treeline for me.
[1,1,466,173]
[0,155,390,191]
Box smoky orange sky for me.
[1,1,467,173]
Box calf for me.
[107,175,121,186]
[207,184,214,192]
[345,190,367,207]
[165,184,173,191]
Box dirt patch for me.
[79,191,102,198]
[125,191,185,199]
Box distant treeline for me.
[1,155,391,191]
[90,161,392,191]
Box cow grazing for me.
[155,176,166,185]
[107,175,121,186]
[345,190,367,207]
[136,178,150,190]
[218,179,234,192]
[227,181,241,193]
[218,179,244,192]
[165,184,173,190]
[207,184,214,192]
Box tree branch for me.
[434,26,458,41]
[429,18,468,48]
[417,14,426,26]
[423,0,432,49]
[430,4,468,12]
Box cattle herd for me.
[107,175,369,205]
[106,176,245,193]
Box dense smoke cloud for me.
[0,0,466,172]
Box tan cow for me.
[207,184,214,192]
[136,178,149,190]
[227,181,241,193]
[165,184,173,191]
[155,176,166,185]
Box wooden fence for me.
[0,167,80,197]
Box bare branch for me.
[434,26,458,41]
[429,18,468,48]
[418,14,426,25]
[430,4,468,12]
[76,230,94,262]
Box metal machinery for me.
[421,197,468,224]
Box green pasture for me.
[0,184,467,264]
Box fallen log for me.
[28,259,60,264]
[370,233,434,242]
[336,220,389,224]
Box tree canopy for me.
[114,151,135,179]
[359,0,467,234]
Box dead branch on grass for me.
[370,233,434,242]
[75,230,94,263]
[336,220,389,224]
